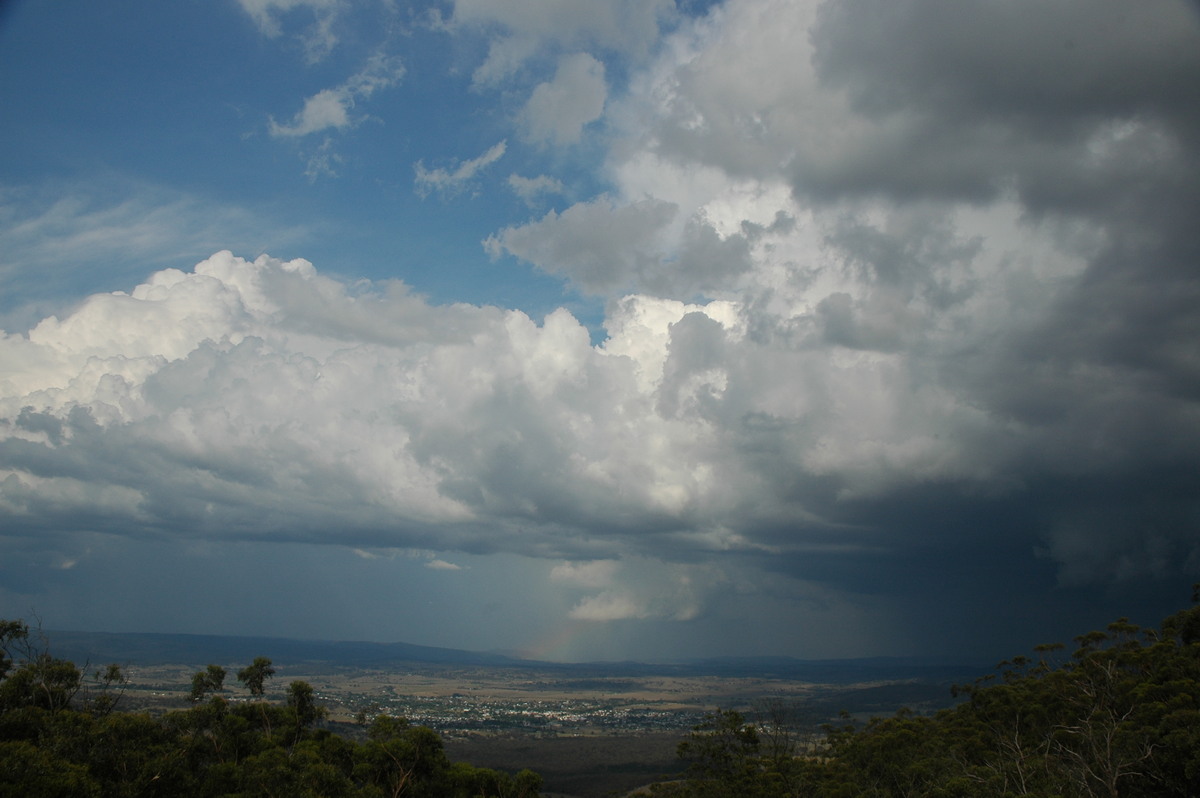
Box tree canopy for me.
[4,596,1200,797]
[654,599,1200,797]
[0,623,542,798]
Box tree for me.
[0,620,544,797]
[86,663,128,716]
[675,709,767,797]
[0,652,83,711]
[188,664,226,703]
[286,679,327,741]
[236,656,275,698]
[649,590,1200,798]
[0,620,30,681]
[0,740,101,798]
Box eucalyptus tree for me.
[236,657,275,698]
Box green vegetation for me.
[4,598,1199,797]
[653,599,1200,797]
[0,621,541,798]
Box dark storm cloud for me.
[813,0,1199,120]
[3,0,1200,659]
[807,0,1200,205]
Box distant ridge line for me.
[44,629,988,683]
[46,629,524,669]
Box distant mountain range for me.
[45,629,991,685]
[46,630,521,671]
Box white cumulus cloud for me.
[507,174,566,205]
[451,0,673,86]
[415,140,508,198]
[520,53,607,145]
[270,52,405,138]
[551,560,618,588]
[4,0,1200,634]
[237,0,342,61]
[569,591,646,621]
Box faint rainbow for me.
[520,619,592,661]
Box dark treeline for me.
[0,620,541,797]
[653,597,1200,797]
[3,597,1199,797]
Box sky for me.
[1,0,1199,664]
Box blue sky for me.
[1,0,1199,663]
[0,0,611,326]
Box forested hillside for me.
[654,598,1200,797]
[0,620,541,797]
[3,598,1199,797]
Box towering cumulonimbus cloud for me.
[1,0,1199,653]
[1,251,746,556]
[5,151,1198,592]
[485,0,1200,588]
